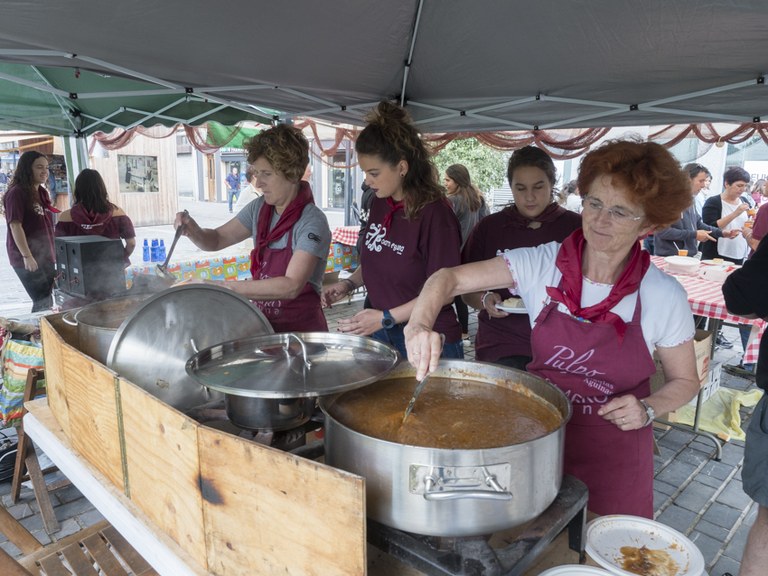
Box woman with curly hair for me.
[175,124,331,333]
[55,169,136,266]
[406,140,700,517]
[3,151,57,312]
[324,101,464,359]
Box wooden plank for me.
[0,505,42,555]
[40,316,73,438]
[101,525,158,576]
[38,553,77,576]
[40,315,125,491]
[81,532,130,576]
[118,378,208,571]
[198,425,366,576]
[0,546,34,576]
[24,402,208,576]
[60,542,101,576]
[24,449,60,534]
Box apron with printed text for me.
[252,228,328,334]
[526,285,657,517]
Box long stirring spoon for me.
[402,373,430,424]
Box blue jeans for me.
[227,188,239,212]
[370,324,464,362]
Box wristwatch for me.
[382,310,396,330]
[639,399,655,427]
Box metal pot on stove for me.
[185,332,400,431]
[319,360,571,537]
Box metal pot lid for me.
[185,332,399,399]
[106,284,274,411]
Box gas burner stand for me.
[367,474,588,576]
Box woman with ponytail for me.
[324,101,464,359]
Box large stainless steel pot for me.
[62,295,149,364]
[319,360,571,537]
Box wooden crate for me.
[39,312,368,576]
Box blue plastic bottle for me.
[159,239,166,262]
[150,239,159,262]
[142,239,150,262]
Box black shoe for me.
[715,331,733,349]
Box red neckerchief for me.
[383,196,404,232]
[71,204,112,231]
[505,202,564,229]
[250,180,314,278]
[545,229,650,342]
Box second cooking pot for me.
[62,294,149,364]
[320,360,571,537]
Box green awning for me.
[205,122,261,150]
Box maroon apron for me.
[527,283,657,517]
[252,228,328,333]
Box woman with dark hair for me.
[461,146,581,369]
[3,151,57,312]
[701,165,751,264]
[176,124,331,333]
[55,169,136,266]
[444,163,488,338]
[405,140,701,517]
[324,101,463,359]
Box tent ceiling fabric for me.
[0,0,765,136]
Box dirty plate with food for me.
[586,515,705,576]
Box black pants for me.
[13,263,55,312]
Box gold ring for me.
[621,417,626,424]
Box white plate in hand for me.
[495,303,528,314]
[586,515,705,576]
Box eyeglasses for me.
[582,196,644,224]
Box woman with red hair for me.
[405,140,700,518]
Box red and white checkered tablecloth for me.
[331,226,361,246]
[651,256,764,364]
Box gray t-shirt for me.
[236,197,331,294]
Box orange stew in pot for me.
[328,377,562,449]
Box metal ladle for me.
[402,373,430,424]
[156,210,188,280]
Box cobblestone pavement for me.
[1,198,761,574]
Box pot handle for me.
[422,469,513,501]
[61,311,78,326]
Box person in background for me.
[462,146,581,369]
[3,151,57,312]
[405,140,700,517]
[654,163,733,258]
[702,166,754,371]
[444,163,489,339]
[564,180,582,213]
[701,166,751,263]
[693,171,713,217]
[55,169,136,266]
[225,165,241,213]
[722,235,768,576]
[749,178,766,206]
[323,101,464,360]
[233,166,261,211]
[745,197,768,254]
[176,124,331,333]
[749,178,766,207]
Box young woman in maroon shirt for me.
[324,101,464,359]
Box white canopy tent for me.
[0,0,765,137]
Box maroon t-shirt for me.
[361,195,463,342]
[55,209,136,242]
[3,184,55,268]
[462,206,582,361]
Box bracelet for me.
[481,291,494,309]
[341,278,357,293]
